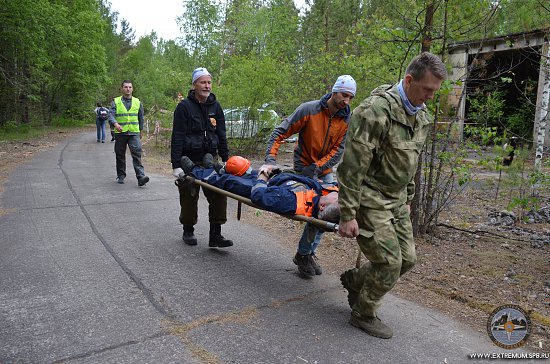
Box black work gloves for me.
[301,163,318,178]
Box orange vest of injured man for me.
[184,166,339,219]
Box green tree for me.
[98,1,138,101]
[42,1,108,122]
[491,0,550,35]
[0,0,52,125]
[217,54,287,109]
[117,34,188,109]
[177,0,221,61]
[0,0,108,126]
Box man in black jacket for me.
[171,67,232,248]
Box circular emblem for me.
[487,304,531,349]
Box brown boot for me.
[349,314,393,339]
[310,253,322,275]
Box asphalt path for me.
[0,132,529,363]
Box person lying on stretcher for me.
[176,155,340,223]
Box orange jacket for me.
[294,184,340,216]
[250,173,339,217]
[265,93,350,176]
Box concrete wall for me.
[447,48,468,140]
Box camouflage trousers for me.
[344,204,416,319]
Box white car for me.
[224,107,279,139]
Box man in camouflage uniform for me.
[337,52,447,339]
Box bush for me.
[0,121,35,140]
[463,125,503,146]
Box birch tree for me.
[534,42,549,170]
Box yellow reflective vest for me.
[114,96,141,133]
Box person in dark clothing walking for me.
[170,67,232,248]
[94,102,108,143]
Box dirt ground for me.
[1,128,548,354]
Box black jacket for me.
[171,90,229,168]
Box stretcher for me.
[177,174,339,232]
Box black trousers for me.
[178,182,227,226]
[114,134,144,179]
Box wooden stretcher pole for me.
[178,175,339,232]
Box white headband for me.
[192,67,212,84]
[332,75,356,96]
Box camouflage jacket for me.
[336,83,432,220]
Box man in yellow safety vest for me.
[109,80,149,186]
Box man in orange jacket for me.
[264,75,356,278]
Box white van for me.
[224,107,279,139]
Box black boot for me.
[180,156,195,175]
[209,223,233,248]
[202,153,214,168]
[202,153,224,173]
[182,225,197,245]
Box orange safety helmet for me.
[225,156,251,176]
